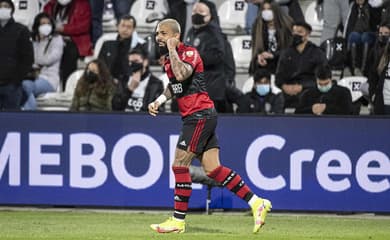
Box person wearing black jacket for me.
[0,0,33,110]
[276,21,328,109]
[237,69,284,114]
[98,15,144,84]
[111,47,164,112]
[184,0,230,113]
[295,64,352,115]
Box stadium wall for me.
[0,112,389,213]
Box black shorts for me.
[177,108,219,154]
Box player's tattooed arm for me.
[168,48,193,81]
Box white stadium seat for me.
[36,70,84,110]
[218,0,247,34]
[304,1,323,36]
[13,0,40,29]
[338,76,367,102]
[130,0,168,33]
[230,35,252,69]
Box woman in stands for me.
[370,37,390,114]
[70,59,115,111]
[22,13,64,110]
[44,0,92,88]
[249,0,293,75]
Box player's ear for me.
[174,32,180,40]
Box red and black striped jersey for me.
[164,43,214,117]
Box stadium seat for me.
[102,0,116,32]
[304,1,323,37]
[130,0,168,33]
[218,0,247,35]
[93,32,118,58]
[230,35,252,69]
[242,74,281,94]
[337,76,367,102]
[36,69,84,110]
[13,0,40,29]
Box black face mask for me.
[378,35,389,46]
[85,71,98,83]
[158,45,169,56]
[129,61,143,73]
[192,13,206,25]
[292,34,304,47]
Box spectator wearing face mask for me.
[364,21,390,77]
[184,0,232,113]
[70,59,115,111]
[295,64,352,115]
[111,46,164,112]
[250,0,293,75]
[275,21,328,109]
[0,0,34,110]
[369,24,390,114]
[44,0,93,88]
[22,13,64,110]
[237,69,284,114]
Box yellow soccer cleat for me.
[252,198,272,233]
[150,217,186,233]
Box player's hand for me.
[148,101,160,116]
[167,38,179,51]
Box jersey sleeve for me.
[181,48,201,69]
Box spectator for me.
[237,69,284,114]
[245,0,304,34]
[0,0,34,110]
[112,46,164,112]
[318,0,350,44]
[89,0,135,45]
[250,0,293,75]
[184,0,231,113]
[369,33,390,114]
[365,21,390,77]
[295,64,353,115]
[344,0,377,75]
[98,15,144,84]
[22,13,64,110]
[275,21,328,109]
[44,0,93,88]
[70,59,115,111]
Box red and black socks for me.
[172,166,192,220]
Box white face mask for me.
[368,0,383,8]
[57,0,72,6]
[39,24,52,37]
[0,8,11,21]
[262,9,274,22]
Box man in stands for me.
[98,15,144,85]
[0,0,33,110]
[275,21,328,109]
[295,64,352,115]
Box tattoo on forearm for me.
[169,48,192,81]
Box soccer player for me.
[148,18,272,234]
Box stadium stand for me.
[36,69,83,110]
[304,1,323,38]
[218,0,247,35]
[129,0,168,34]
[13,0,40,29]
[230,35,252,70]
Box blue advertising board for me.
[0,112,389,213]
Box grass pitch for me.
[0,208,389,240]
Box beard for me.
[158,45,169,56]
